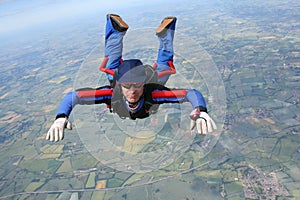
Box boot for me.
[156,16,176,36]
[108,14,129,32]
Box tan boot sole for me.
[156,17,175,35]
[109,14,129,29]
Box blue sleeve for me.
[56,92,79,117]
[56,89,112,118]
[186,89,206,109]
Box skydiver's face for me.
[120,82,144,103]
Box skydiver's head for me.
[116,59,146,105]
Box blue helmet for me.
[116,59,147,83]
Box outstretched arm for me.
[151,86,216,134]
[55,88,113,119]
[46,87,113,142]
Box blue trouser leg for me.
[156,19,176,84]
[105,16,126,81]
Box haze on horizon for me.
[0,0,163,37]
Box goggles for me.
[120,82,144,89]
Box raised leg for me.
[155,17,177,85]
[104,14,128,82]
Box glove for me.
[46,118,72,142]
[190,108,217,134]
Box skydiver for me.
[46,14,217,142]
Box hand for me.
[190,109,217,134]
[46,118,72,142]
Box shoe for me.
[156,16,176,36]
[108,14,129,32]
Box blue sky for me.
[0,0,162,35]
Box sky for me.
[0,0,161,36]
